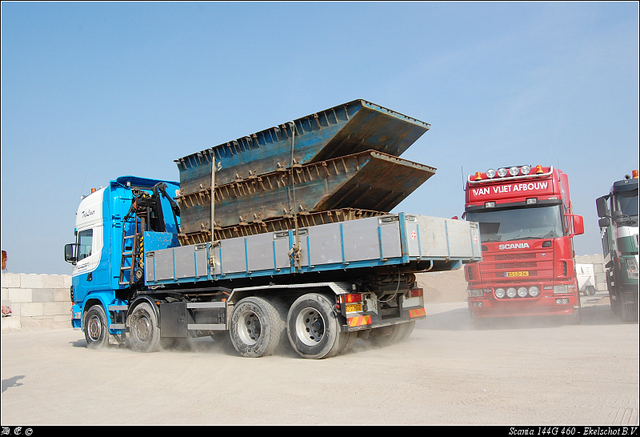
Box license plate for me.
[505,271,529,277]
[345,303,363,313]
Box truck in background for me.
[576,263,597,296]
[463,165,584,323]
[64,100,482,359]
[596,170,639,323]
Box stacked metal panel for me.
[174,99,433,246]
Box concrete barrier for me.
[575,254,607,292]
[1,273,72,331]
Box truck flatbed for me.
[144,212,481,286]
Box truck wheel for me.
[620,294,638,323]
[229,297,285,358]
[369,321,414,347]
[397,321,415,342]
[567,307,582,325]
[128,302,161,353]
[83,305,110,349]
[287,293,343,359]
[610,291,621,315]
[339,332,358,355]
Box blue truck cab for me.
[65,176,180,334]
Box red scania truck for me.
[463,165,584,323]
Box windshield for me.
[613,189,638,226]
[466,205,564,243]
[614,190,638,217]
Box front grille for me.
[495,261,538,269]
[495,253,537,261]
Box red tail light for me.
[408,288,423,298]
[343,293,362,303]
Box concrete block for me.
[43,302,67,316]
[1,273,21,288]
[53,314,71,323]
[32,288,55,303]
[63,275,72,288]
[1,316,21,331]
[20,274,43,289]
[42,274,67,289]
[1,288,9,301]
[53,289,70,302]
[8,288,32,303]
[8,302,21,317]
[21,302,44,317]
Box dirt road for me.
[1,293,638,426]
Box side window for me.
[77,229,93,261]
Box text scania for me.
[499,243,530,250]
[472,181,549,197]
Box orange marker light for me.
[535,165,544,174]
[475,172,482,181]
[633,170,638,179]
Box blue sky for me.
[2,2,638,275]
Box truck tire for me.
[83,305,110,349]
[339,331,358,355]
[620,293,638,323]
[369,322,415,347]
[398,320,416,342]
[287,293,343,359]
[607,271,621,316]
[128,302,161,353]
[229,297,285,358]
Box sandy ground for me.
[2,270,638,426]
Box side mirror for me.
[613,210,627,224]
[595,196,608,218]
[598,217,611,228]
[572,215,584,236]
[64,243,77,265]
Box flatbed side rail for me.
[144,213,482,286]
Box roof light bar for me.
[469,165,553,184]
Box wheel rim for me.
[237,311,261,346]
[87,315,103,342]
[295,307,325,346]
[132,311,152,342]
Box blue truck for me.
[64,100,482,359]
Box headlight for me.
[468,289,484,297]
[528,286,540,297]
[509,166,520,176]
[506,287,517,298]
[497,168,508,178]
[626,258,639,279]
[554,285,569,294]
[520,165,531,175]
[495,288,506,299]
[517,287,528,297]
[486,169,496,179]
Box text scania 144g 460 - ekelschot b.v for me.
[64,100,482,359]
[463,165,584,323]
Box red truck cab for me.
[464,165,584,322]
